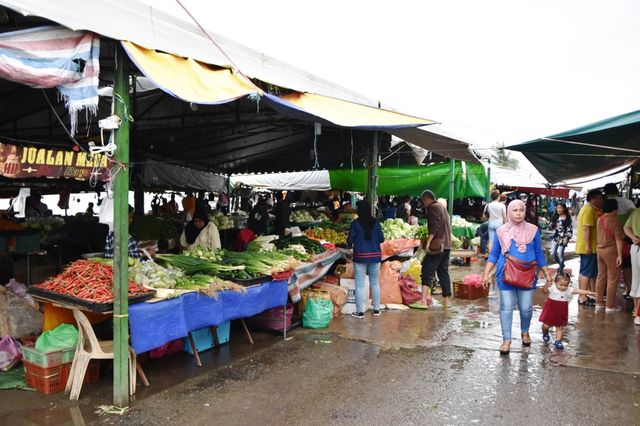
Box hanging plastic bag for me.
[0,336,22,371]
[35,323,78,353]
[98,194,114,231]
[415,246,427,263]
[302,298,334,329]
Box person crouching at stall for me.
[347,200,385,318]
[180,209,221,251]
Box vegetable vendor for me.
[105,205,146,260]
[180,209,221,251]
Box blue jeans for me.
[354,262,381,313]
[550,241,566,272]
[488,220,502,247]
[499,288,534,341]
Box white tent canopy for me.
[230,170,330,192]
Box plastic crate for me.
[24,362,71,395]
[21,345,76,368]
[24,361,99,395]
[453,281,489,299]
[183,321,230,355]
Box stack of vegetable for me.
[33,259,152,304]
[157,247,301,282]
[305,228,347,245]
[23,216,64,236]
[129,259,245,298]
[451,216,473,228]
[211,212,234,230]
[272,236,325,255]
[413,225,429,241]
[381,219,416,240]
[290,210,316,223]
[130,215,181,241]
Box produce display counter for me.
[287,249,344,302]
[128,279,288,362]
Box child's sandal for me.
[554,340,564,350]
[542,331,550,343]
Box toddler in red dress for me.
[539,272,595,350]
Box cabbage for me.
[381,218,416,240]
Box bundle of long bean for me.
[33,259,151,304]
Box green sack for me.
[35,323,78,353]
[302,298,334,329]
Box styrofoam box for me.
[183,321,231,355]
[339,277,371,314]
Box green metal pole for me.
[113,45,131,409]
[486,158,492,202]
[368,132,379,216]
[448,158,455,219]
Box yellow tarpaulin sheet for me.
[267,92,436,129]
[122,41,257,104]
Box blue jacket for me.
[348,219,385,264]
[488,230,547,290]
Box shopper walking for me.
[419,190,452,308]
[595,199,625,312]
[549,203,572,273]
[484,189,507,253]
[347,200,384,318]
[575,189,604,305]
[482,199,552,355]
[623,207,640,325]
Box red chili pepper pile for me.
[34,259,151,304]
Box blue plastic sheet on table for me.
[129,296,187,354]
[128,280,288,354]
[181,292,224,331]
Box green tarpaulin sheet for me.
[506,109,640,183]
[328,161,487,199]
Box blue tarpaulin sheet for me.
[129,280,288,353]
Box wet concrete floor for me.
[2,257,639,425]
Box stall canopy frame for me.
[506,109,640,183]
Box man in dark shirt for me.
[420,190,452,307]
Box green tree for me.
[491,145,519,169]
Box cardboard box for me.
[339,277,371,314]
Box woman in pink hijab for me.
[482,199,553,355]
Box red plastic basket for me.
[24,362,71,395]
[24,360,100,394]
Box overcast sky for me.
[161,0,640,152]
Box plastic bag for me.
[311,283,348,317]
[415,246,427,263]
[0,336,21,371]
[302,298,334,329]
[35,323,78,353]
[399,275,423,305]
[463,274,483,288]
[405,260,422,284]
[6,279,38,308]
[380,261,403,305]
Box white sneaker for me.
[595,304,605,311]
[605,306,622,313]
[635,316,640,326]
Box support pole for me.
[448,158,455,219]
[486,158,492,202]
[368,132,379,216]
[112,45,131,409]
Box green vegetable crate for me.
[21,345,76,367]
